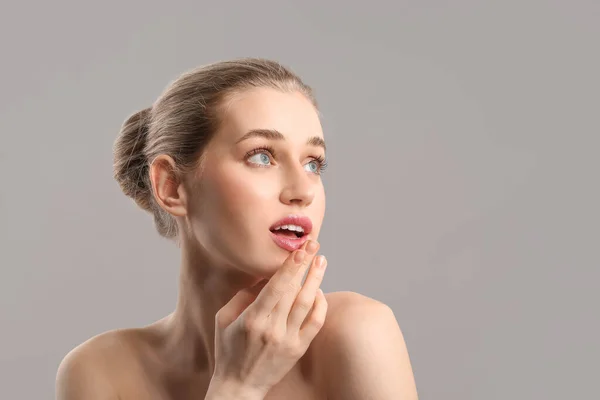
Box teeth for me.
[273,224,304,233]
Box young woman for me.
[55,58,418,399]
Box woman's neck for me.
[161,241,263,377]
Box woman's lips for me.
[270,231,308,251]
[269,214,313,235]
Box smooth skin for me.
[55,87,418,399]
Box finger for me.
[287,255,327,332]
[216,279,268,329]
[269,241,320,326]
[298,288,328,343]
[249,247,309,317]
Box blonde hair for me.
[112,58,317,239]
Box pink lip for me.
[270,232,309,251]
[269,214,313,252]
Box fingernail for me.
[294,250,306,264]
[317,255,327,269]
[305,240,319,255]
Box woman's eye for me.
[247,150,325,174]
[248,152,271,165]
[305,160,320,173]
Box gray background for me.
[1,1,598,399]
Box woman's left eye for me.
[304,160,320,173]
[248,152,271,165]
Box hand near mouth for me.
[208,239,327,398]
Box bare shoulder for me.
[324,290,390,315]
[317,290,394,343]
[55,328,143,399]
[311,291,418,399]
[309,292,390,380]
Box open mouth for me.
[270,225,306,239]
[269,215,312,251]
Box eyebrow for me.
[235,129,326,152]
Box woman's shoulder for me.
[311,290,393,358]
[308,291,403,393]
[322,290,392,328]
[308,290,390,356]
[55,327,149,398]
[310,291,417,399]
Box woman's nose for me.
[279,167,315,207]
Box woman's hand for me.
[211,240,328,398]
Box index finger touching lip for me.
[251,241,317,313]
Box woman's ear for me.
[149,155,188,218]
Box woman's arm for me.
[322,294,419,399]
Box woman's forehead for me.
[217,87,324,144]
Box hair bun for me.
[113,107,153,211]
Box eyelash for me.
[245,146,329,175]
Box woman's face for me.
[186,87,327,278]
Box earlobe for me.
[149,155,188,217]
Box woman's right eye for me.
[248,152,271,166]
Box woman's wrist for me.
[205,377,266,400]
